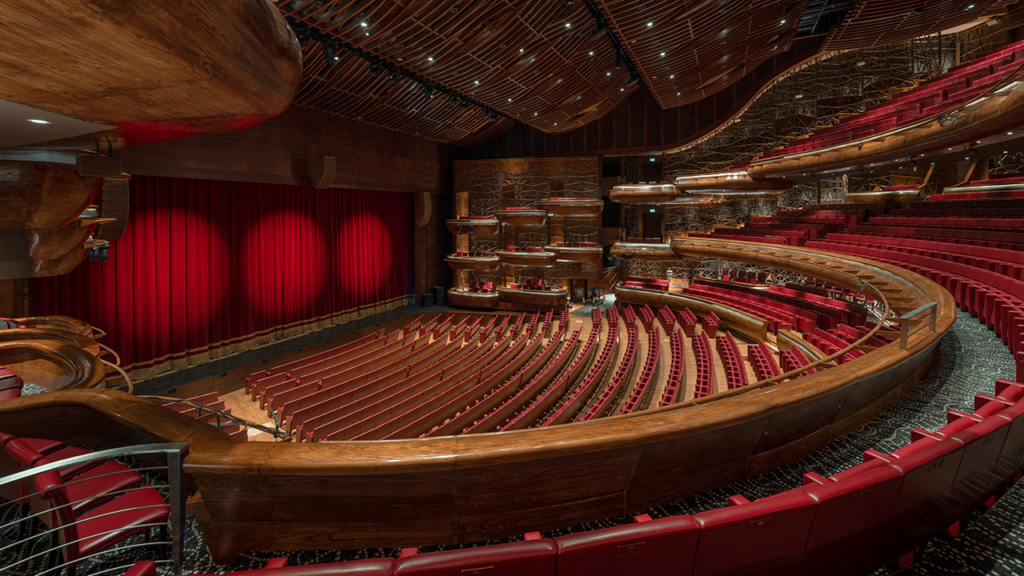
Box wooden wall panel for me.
[117,106,451,195]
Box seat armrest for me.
[124,561,156,576]
[727,494,751,506]
[802,472,828,486]
[264,558,289,569]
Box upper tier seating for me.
[759,40,1024,160]
[0,367,23,401]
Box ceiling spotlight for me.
[606,71,611,76]
[361,21,368,27]
[427,56,434,62]
[660,52,666,57]
[565,22,571,28]
[520,48,524,53]
[589,51,594,56]
[534,112,538,115]
[474,80,480,84]
[669,74,674,79]
[27,119,50,124]
[781,19,786,24]
[508,98,513,102]
[388,70,399,83]
[647,22,653,27]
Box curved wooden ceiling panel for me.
[595,0,807,108]
[279,0,640,142]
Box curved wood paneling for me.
[548,246,603,263]
[610,242,677,261]
[16,316,95,338]
[532,200,604,217]
[0,328,100,359]
[1,0,302,148]
[0,246,955,562]
[24,226,94,260]
[493,210,549,227]
[675,170,793,193]
[0,339,105,390]
[609,183,679,204]
[445,256,501,272]
[0,161,99,229]
[446,219,500,235]
[496,250,557,267]
[497,287,569,307]
[446,289,500,309]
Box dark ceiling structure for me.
[275,0,1016,145]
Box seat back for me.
[2,438,46,502]
[554,515,699,576]
[32,460,84,564]
[392,539,556,576]
[692,491,816,576]
[801,466,903,576]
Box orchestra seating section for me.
[120,373,1024,575]
[758,40,1024,160]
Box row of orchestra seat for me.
[676,308,697,337]
[684,284,805,334]
[540,308,618,427]
[692,331,716,399]
[659,330,686,407]
[621,328,660,414]
[580,326,638,421]
[502,312,602,431]
[779,346,817,377]
[622,276,670,291]
[747,341,782,382]
[715,332,748,390]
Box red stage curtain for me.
[36,176,414,379]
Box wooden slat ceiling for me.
[274,0,1013,145]
[823,0,1017,51]
[594,0,808,109]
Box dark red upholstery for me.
[692,490,816,576]
[124,558,395,576]
[555,514,699,576]
[878,437,966,564]
[392,539,556,576]
[801,465,903,576]
[34,466,169,569]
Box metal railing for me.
[0,443,187,576]
[899,302,939,350]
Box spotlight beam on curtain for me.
[36,176,414,380]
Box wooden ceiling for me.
[275,0,1014,145]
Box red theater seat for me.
[692,490,817,576]
[801,466,903,576]
[124,558,395,575]
[393,538,556,576]
[554,514,699,576]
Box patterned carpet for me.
[2,310,1022,575]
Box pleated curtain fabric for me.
[36,175,414,380]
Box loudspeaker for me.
[77,156,123,178]
[309,155,336,189]
[415,191,432,227]
[94,179,130,241]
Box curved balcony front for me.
[609,183,679,204]
[496,249,557,267]
[445,254,501,272]
[446,289,500,309]
[610,242,678,261]
[498,287,569,307]
[446,218,500,235]
[493,209,549,226]
[532,199,604,217]
[548,244,603,263]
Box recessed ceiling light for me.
[27,119,50,124]
[589,51,594,56]
[607,71,611,76]
[781,19,786,24]
[669,75,674,79]
[427,56,434,61]
[474,80,480,84]
[565,22,571,27]
[361,22,368,27]
[677,92,680,95]
[647,22,653,27]
[660,52,665,57]
[520,48,524,53]
[534,112,538,115]
[1009,132,1014,135]
[508,98,513,102]
[554,122,558,125]
[620,88,624,91]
